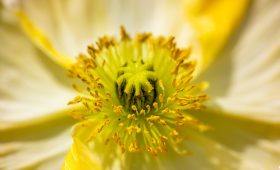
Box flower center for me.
[68,27,208,157]
[116,59,158,111]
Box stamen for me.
[67,27,208,157]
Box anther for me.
[127,114,136,120]
[153,102,158,110]
[140,109,146,115]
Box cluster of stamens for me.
[68,27,208,156]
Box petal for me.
[0,6,74,128]
[63,138,101,170]
[0,7,75,169]
[185,110,280,170]
[0,116,74,170]
[16,10,75,69]
[86,110,279,170]
[239,139,280,170]
[185,0,249,73]
[198,0,280,123]
[7,0,250,75]
[1,0,162,57]
[123,111,280,170]
[64,119,118,170]
[67,113,280,170]
[3,0,249,75]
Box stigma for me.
[116,58,157,111]
[68,26,208,156]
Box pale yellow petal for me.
[116,110,280,170]
[66,113,280,170]
[67,119,123,170]
[16,11,74,69]
[0,7,74,127]
[185,0,249,73]
[4,0,170,59]
[0,7,75,169]
[239,139,280,170]
[4,0,249,73]
[63,138,102,170]
[0,117,74,170]
[199,0,280,123]
[121,131,239,170]
[155,112,280,170]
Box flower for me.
[67,27,209,156]
[0,0,280,170]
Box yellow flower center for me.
[68,27,208,156]
[116,59,157,111]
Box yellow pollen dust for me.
[68,26,208,156]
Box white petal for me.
[198,0,280,123]
[120,111,280,170]
[70,114,280,170]
[239,139,280,170]
[0,7,74,126]
[172,111,280,170]
[5,0,195,58]
[0,122,73,170]
[0,8,75,169]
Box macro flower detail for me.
[1,0,280,170]
[67,27,208,156]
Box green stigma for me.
[68,26,208,157]
[116,59,158,111]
